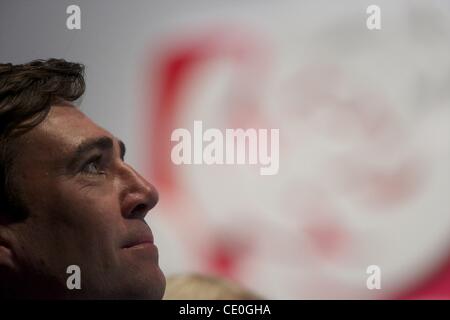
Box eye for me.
[81,155,105,175]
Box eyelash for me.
[81,155,105,175]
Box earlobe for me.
[0,246,14,268]
[0,236,16,271]
[0,237,18,298]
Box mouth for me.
[122,231,155,249]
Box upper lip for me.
[122,229,154,249]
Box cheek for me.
[55,176,121,223]
[56,186,124,249]
[24,179,124,268]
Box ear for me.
[0,229,16,271]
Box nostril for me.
[129,203,148,220]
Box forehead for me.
[43,105,110,138]
[17,105,115,157]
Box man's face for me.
[4,104,165,299]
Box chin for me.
[142,267,166,300]
[121,266,166,300]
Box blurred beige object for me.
[164,274,263,300]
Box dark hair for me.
[0,59,85,216]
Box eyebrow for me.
[68,136,126,169]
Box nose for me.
[119,163,159,220]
